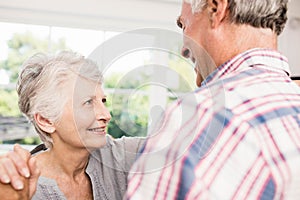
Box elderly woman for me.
[0,51,144,199]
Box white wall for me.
[279,0,300,76]
[0,0,181,32]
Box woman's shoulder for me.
[108,134,145,144]
[89,135,145,171]
[105,135,146,153]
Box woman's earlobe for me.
[46,127,55,133]
[34,113,55,133]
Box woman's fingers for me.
[0,144,32,190]
[0,156,24,190]
[8,145,30,178]
[0,158,12,184]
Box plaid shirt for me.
[126,48,300,200]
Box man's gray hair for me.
[184,0,288,35]
[17,51,103,148]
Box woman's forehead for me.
[71,77,103,95]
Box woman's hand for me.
[0,144,40,199]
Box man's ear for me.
[34,113,55,134]
[207,0,228,28]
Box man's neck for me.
[212,23,278,67]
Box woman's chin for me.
[83,137,107,150]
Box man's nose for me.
[181,47,190,58]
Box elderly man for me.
[126,0,300,199]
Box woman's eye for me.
[84,99,93,105]
[102,98,107,103]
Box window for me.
[0,21,195,147]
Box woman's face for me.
[53,75,111,150]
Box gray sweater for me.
[32,136,145,200]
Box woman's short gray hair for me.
[184,0,288,35]
[17,51,103,148]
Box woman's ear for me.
[207,0,228,28]
[34,113,55,134]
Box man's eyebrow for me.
[176,16,183,28]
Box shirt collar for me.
[201,48,290,86]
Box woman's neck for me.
[36,145,90,181]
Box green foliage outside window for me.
[0,89,20,117]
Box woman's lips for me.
[87,127,106,135]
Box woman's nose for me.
[95,103,111,122]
